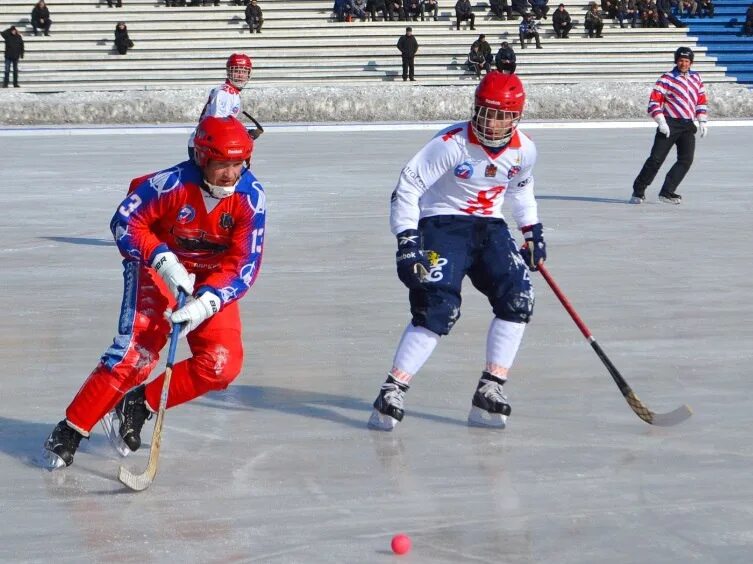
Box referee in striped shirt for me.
[631,47,708,205]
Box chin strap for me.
[202,178,239,199]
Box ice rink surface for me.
[1,125,753,563]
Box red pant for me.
[66,261,243,434]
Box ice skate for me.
[100,409,130,457]
[658,192,682,205]
[629,194,646,204]
[108,385,152,453]
[41,420,84,470]
[468,373,511,428]
[368,375,409,431]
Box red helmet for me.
[226,53,252,89]
[193,116,253,168]
[471,71,526,147]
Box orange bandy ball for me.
[391,534,411,555]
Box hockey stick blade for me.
[117,292,184,491]
[538,263,693,427]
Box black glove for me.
[395,229,431,290]
[247,128,262,140]
[520,223,546,271]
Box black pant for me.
[456,12,476,28]
[3,57,19,86]
[401,56,415,80]
[553,21,572,36]
[519,30,541,47]
[633,117,696,196]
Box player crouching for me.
[368,72,546,431]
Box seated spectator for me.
[495,41,517,72]
[353,0,369,19]
[601,0,618,18]
[471,33,494,66]
[529,0,550,19]
[166,1,187,6]
[616,0,639,27]
[387,0,406,20]
[455,0,476,29]
[467,44,490,77]
[639,0,660,26]
[518,12,542,47]
[697,0,713,17]
[490,0,513,19]
[744,2,753,34]
[107,0,124,6]
[245,0,263,32]
[421,0,439,20]
[405,0,422,20]
[114,22,133,55]
[552,3,573,36]
[368,0,389,20]
[657,0,685,26]
[31,0,52,36]
[680,0,697,16]
[512,0,529,17]
[585,2,604,36]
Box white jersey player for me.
[368,71,547,431]
[187,53,252,159]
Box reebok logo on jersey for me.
[398,234,419,247]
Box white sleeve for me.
[206,89,235,118]
[390,135,460,235]
[505,145,539,231]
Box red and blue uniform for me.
[65,160,265,434]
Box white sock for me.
[485,318,526,379]
[390,323,440,384]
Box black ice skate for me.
[658,192,682,205]
[368,375,409,431]
[41,420,85,470]
[467,372,511,428]
[101,385,152,455]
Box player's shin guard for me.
[468,372,511,428]
[41,420,86,470]
[368,375,409,431]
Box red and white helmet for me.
[194,116,253,168]
[226,53,252,89]
[471,71,526,148]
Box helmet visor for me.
[228,65,251,88]
[472,106,521,148]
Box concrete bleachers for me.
[0,0,736,91]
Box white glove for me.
[699,121,708,138]
[152,251,195,299]
[170,291,221,338]
[654,114,670,138]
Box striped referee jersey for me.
[647,67,708,122]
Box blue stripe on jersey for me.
[101,260,140,370]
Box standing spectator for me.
[552,3,573,37]
[490,0,513,19]
[455,0,476,29]
[397,26,418,81]
[114,22,134,55]
[697,0,713,17]
[657,0,685,26]
[388,0,406,20]
[495,41,517,72]
[421,0,439,20]
[245,0,263,33]
[616,0,639,27]
[31,0,52,36]
[529,0,550,19]
[631,47,708,204]
[405,0,422,20]
[519,12,542,47]
[471,34,494,67]
[369,0,389,20]
[584,2,604,37]
[1,26,23,88]
[744,3,753,34]
[467,43,489,77]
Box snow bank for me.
[0,82,751,126]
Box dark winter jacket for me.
[245,3,263,20]
[552,7,571,26]
[31,5,51,27]
[1,27,24,60]
[455,0,473,15]
[397,33,418,57]
[114,24,133,51]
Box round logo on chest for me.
[177,204,195,224]
[454,162,474,179]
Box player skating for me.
[187,53,260,162]
[42,116,266,469]
[368,71,546,431]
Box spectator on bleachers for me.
[31,1,52,36]
[529,0,550,19]
[639,0,660,26]
[495,41,517,72]
[519,12,542,47]
[471,33,494,66]
[697,0,713,17]
[2,26,23,88]
[455,0,476,29]
[467,43,490,77]
[552,3,573,36]
[421,0,439,20]
[107,0,124,7]
[406,0,423,20]
[680,0,697,16]
[584,2,604,36]
[388,0,406,20]
[369,0,389,20]
[601,0,618,18]
[744,2,753,34]
[512,0,529,18]
[245,0,263,32]
[657,0,685,26]
[397,26,418,81]
[114,22,134,55]
[353,0,369,19]
[166,1,187,6]
[490,0,513,19]
[616,0,639,27]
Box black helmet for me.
[674,46,694,63]
[495,42,517,73]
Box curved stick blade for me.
[648,404,693,427]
